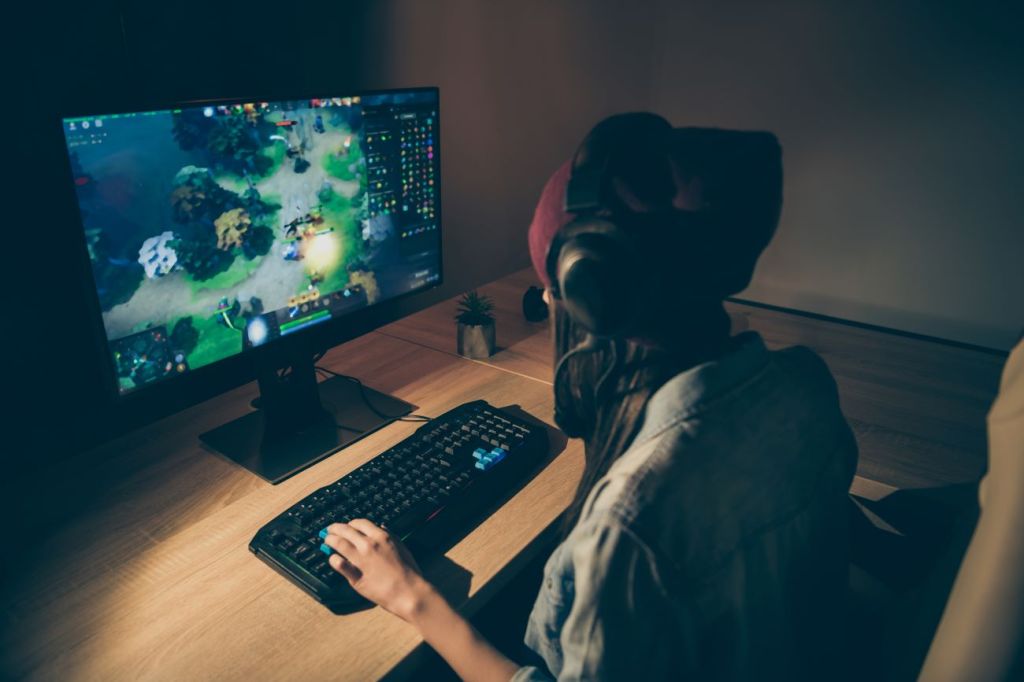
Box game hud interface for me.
[63,90,441,395]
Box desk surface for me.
[1,268,1005,680]
[385,268,1005,492]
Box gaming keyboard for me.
[250,400,549,613]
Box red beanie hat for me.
[527,126,782,301]
[528,159,573,290]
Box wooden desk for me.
[1,267,1005,680]
[0,330,582,680]
[383,268,1005,495]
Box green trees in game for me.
[171,166,234,222]
[172,109,215,151]
[207,117,273,177]
[169,167,237,280]
[213,208,275,259]
[172,110,275,178]
[170,183,207,223]
[214,208,251,250]
[168,165,278,281]
[170,317,200,354]
[169,226,234,281]
[243,225,274,259]
[242,184,278,259]
[244,183,281,219]
[242,183,262,207]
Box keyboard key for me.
[317,565,342,585]
[252,401,548,612]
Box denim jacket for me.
[513,332,858,681]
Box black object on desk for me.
[249,400,549,613]
[522,286,549,322]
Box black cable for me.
[315,366,432,422]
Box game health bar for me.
[279,310,332,336]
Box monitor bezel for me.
[59,85,443,411]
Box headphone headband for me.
[546,113,674,336]
[563,161,606,215]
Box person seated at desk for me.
[319,113,859,681]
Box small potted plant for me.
[455,290,496,359]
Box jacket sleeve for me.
[513,515,683,681]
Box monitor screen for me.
[62,89,441,396]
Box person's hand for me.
[325,522,520,681]
[321,519,436,622]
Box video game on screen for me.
[64,91,441,394]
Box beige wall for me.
[360,1,1023,350]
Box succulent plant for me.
[454,290,495,326]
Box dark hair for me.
[554,298,731,533]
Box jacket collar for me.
[633,331,770,444]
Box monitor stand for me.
[199,353,414,484]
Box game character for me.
[216,298,241,330]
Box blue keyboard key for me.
[473,447,489,460]
[319,542,333,556]
[318,528,329,540]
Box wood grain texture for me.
[725,303,1003,489]
[385,267,1004,491]
[1,267,1003,680]
[381,269,555,384]
[0,332,582,681]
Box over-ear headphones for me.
[548,115,784,436]
[545,112,675,337]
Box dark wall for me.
[647,1,1024,350]
[354,0,659,299]
[3,1,373,469]
[360,0,1024,351]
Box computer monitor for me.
[61,87,442,482]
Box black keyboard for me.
[249,400,549,613]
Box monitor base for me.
[200,373,414,484]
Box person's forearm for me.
[407,581,519,682]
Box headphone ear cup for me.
[556,219,641,336]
